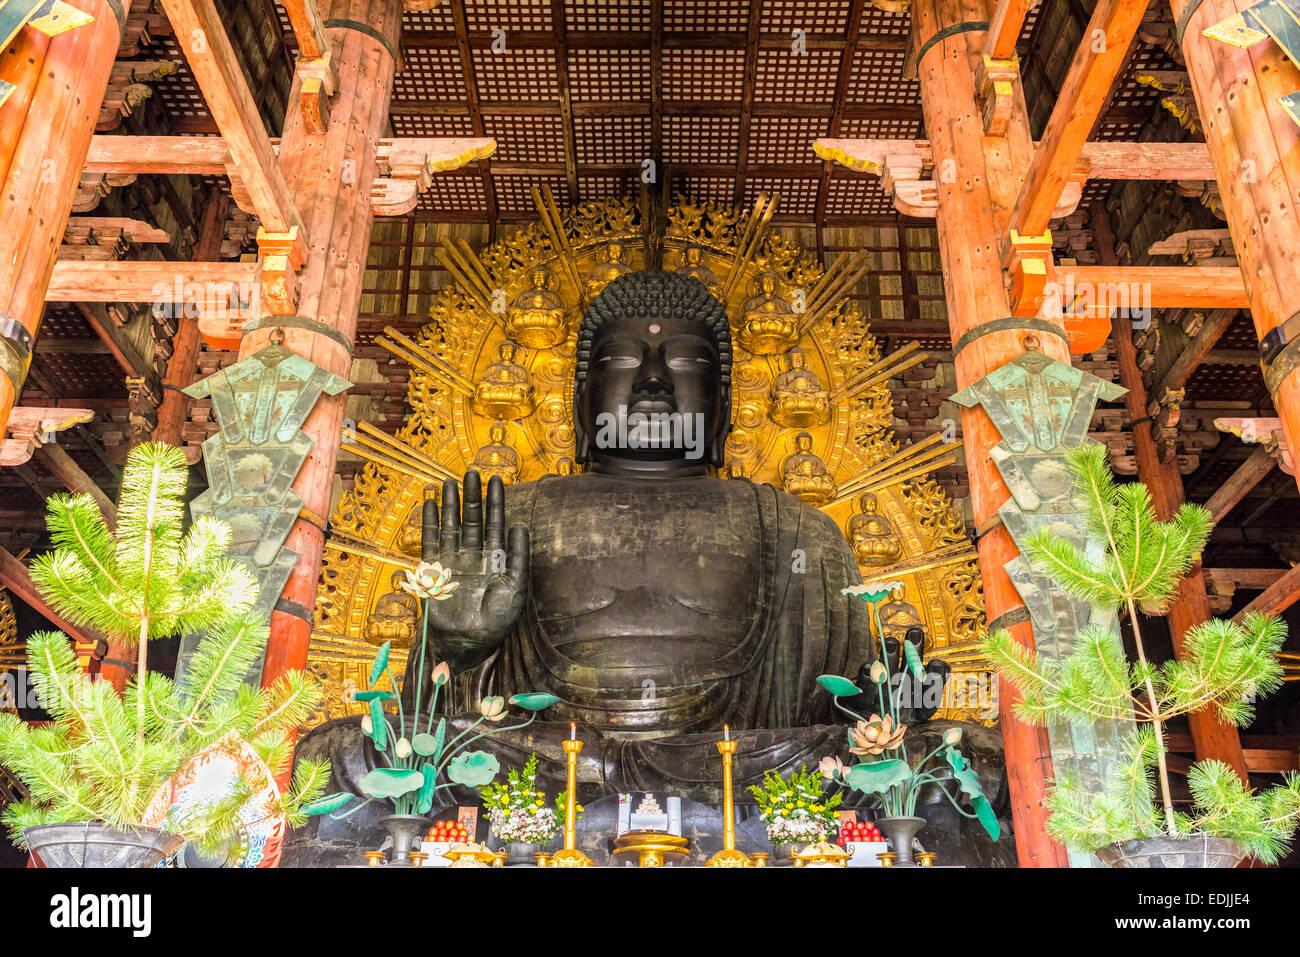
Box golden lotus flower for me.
[478,695,507,721]
[431,661,452,687]
[849,715,906,756]
[817,755,848,780]
[400,561,460,601]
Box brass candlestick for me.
[706,733,751,867]
[549,734,593,867]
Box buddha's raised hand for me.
[417,470,530,674]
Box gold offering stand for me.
[549,729,594,867]
[612,831,691,867]
[706,727,752,868]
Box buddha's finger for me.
[462,470,484,551]
[440,477,461,557]
[422,488,439,562]
[505,524,529,587]
[485,475,506,553]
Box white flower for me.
[360,714,373,735]
[400,561,460,601]
[395,737,412,759]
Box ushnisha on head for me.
[574,271,732,473]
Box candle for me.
[724,724,730,741]
[570,721,576,741]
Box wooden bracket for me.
[257,226,308,317]
[976,54,1020,136]
[1148,386,1186,464]
[1007,229,1053,318]
[297,53,338,134]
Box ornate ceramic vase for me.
[379,814,432,866]
[877,815,926,867]
[1096,835,1245,869]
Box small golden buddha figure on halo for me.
[723,460,747,480]
[363,571,420,648]
[505,266,569,349]
[675,244,721,298]
[552,456,575,476]
[738,273,801,356]
[879,584,924,650]
[473,423,521,485]
[769,348,831,428]
[781,431,836,506]
[584,240,632,302]
[849,492,904,568]
[472,341,536,421]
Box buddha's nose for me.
[634,374,674,396]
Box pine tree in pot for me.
[0,443,329,867]
[983,445,1300,868]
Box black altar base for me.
[281,792,1015,867]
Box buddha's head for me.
[794,431,814,454]
[787,349,806,370]
[574,271,731,472]
[759,273,778,298]
[488,424,508,444]
[859,492,879,514]
[554,456,574,476]
[391,571,405,589]
[498,341,518,363]
[683,245,703,266]
[530,267,552,289]
[606,241,625,264]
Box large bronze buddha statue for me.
[292,271,1007,855]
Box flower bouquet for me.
[480,752,580,863]
[747,767,843,861]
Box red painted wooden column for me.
[1170,0,1300,500]
[238,0,402,693]
[0,0,128,438]
[914,0,1070,866]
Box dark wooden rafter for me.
[1202,446,1277,523]
[550,0,580,205]
[449,0,499,240]
[814,0,866,264]
[732,0,763,208]
[1149,309,1239,398]
[0,547,107,654]
[649,0,663,188]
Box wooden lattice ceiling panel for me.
[760,0,853,34]
[743,176,819,216]
[486,113,567,162]
[662,48,747,101]
[680,176,736,204]
[415,172,488,213]
[464,0,552,32]
[565,0,650,31]
[847,48,918,105]
[825,174,896,218]
[569,48,652,101]
[390,113,477,137]
[403,3,455,33]
[838,115,923,139]
[664,0,751,32]
[754,48,841,102]
[748,115,827,164]
[396,47,468,100]
[663,115,741,165]
[474,48,561,101]
[494,173,570,213]
[574,115,651,164]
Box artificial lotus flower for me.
[479,695,508,721]
[431,661,452,687]
[817,755,848,780]
[395,737,413,759]
[849,715,906,756]
[869,661,889,685]
[943,727,962,746]
[361,713,374,735]
[840,579,904,602]
[400,561,460,601]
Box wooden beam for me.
[36,443,116,524]
[1151,309,1238,397]
[815,138,1216,181]
[986,0,1036,59]
[0,546,107,654]
[156,0,305,238]
[84,135,230,175]
[281,0,329,60]
[550,0,580,205]
[47,259,259,302]
[1203,567,1287,590]
[1009,0,1153,236]
[1233,562,1300,623]
[1057,265,1249,311]
[1203,446,1276,522]
[732,0,762,207]
[73,303,152,382]
[448,0,498,237]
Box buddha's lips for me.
[628,398,676,415]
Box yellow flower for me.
[478,695,507,721]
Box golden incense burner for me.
[612,831,690,867]
[706,727,751,868]
[548,727,594,867]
